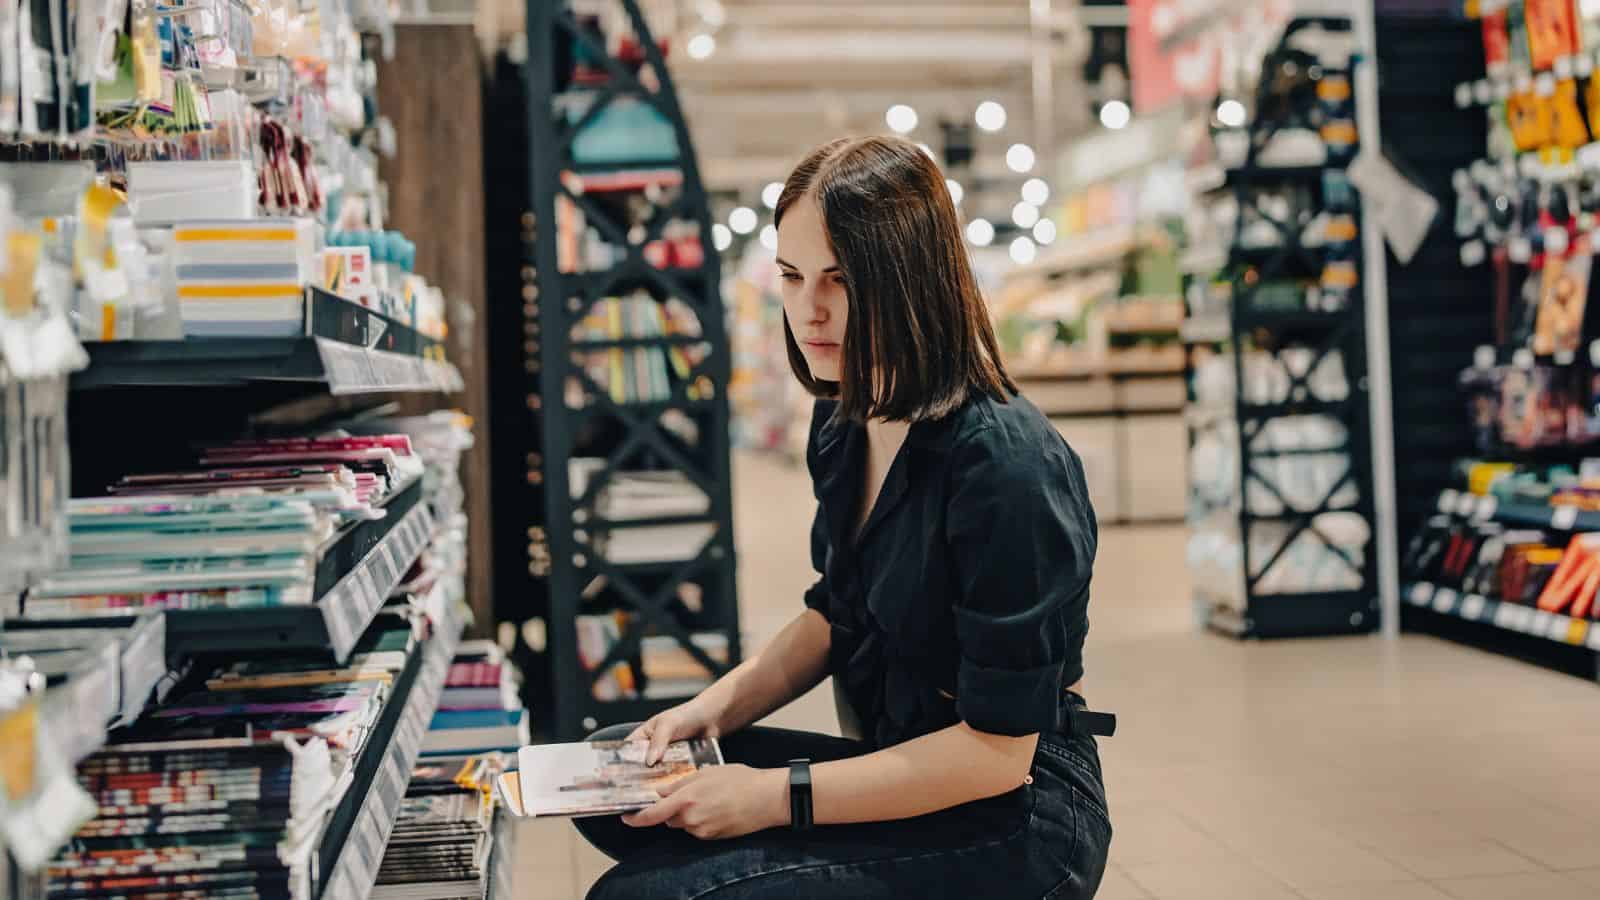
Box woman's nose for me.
[804,289,828,324]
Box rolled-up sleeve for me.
[945,427,1096,736]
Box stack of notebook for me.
[421,642,529,757]
[371,756,502,900]
[172,218,318,338]
[49,615,418,899]
[23,435,423,618]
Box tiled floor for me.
[514,451,1600,898]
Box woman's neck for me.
[863,417,911,451]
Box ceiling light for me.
[712,223,733,251]
[687,33,716,60]
[886,104,919,134]
[946,179,964,205]
[1021,177,1050,206]
[966,218,995,247]
[1006,143,1036,174]
[761,181,783,210]
[1217,99,1248,128]
[1009,236,1038,265]
[1012,202,1040,229]
[759,224,778,250]
[975,100,1007,132]
[1099,100,1131,130]
[729,206,757,235]
[1033,218,1057,245]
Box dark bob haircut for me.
[774,136,1016,423]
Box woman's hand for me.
[625,700,720,766]
[620,765,788,839]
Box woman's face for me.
[776,193,848,382]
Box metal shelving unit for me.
[74,289,463,395]
[522,0,741,740]
[1187,17,1378,639]
[318,604,465,900]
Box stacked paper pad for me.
[48,614,418,899]
[371,756,504,900]
[421,642,530,757]
[24,435,423,618]
[173,218,317,337]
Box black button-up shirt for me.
[803,392,1098,750]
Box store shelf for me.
[570,333,707,351]
[0,614,169,870]
[316,602,466,900]
[1221,165,1329,188]
[1235,308,1349,332]
[1429,488,1600,533]
[73,289,463,395]
[561,161,686,193]
[1015,224,1140,277]
[0,613,167,771]
[155,479,435,662]
[1238,397,1353,420]
[1197,589,1375,638]
[1404,582,1600,651]
[1181,316,1231,344]
[572,266,711,297]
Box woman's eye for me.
[780,272,802,283]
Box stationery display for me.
[567,292,711,408]
[41,612,420,900]
[371,756,501,900]
[420,642,532,758]
[22,434,423,619]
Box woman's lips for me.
[802,340,839,352]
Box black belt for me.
[1060,692,1117,737]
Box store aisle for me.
[516,451,1600,900]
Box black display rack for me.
[521,0,741,739]
[1187,17,1378,638]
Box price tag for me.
[1555,56,1575,80]
[1509,237,1533,263]
[1433,588,1459,614]
[1456,493,1478,517]
[1532,610,1557,638]
[1493,79,1511,102]
[1438,489,1460,513]
[1515,71,1534,93]
[1552,506,1580,530]
[1494,603,1518,629]
[1409,582,1435,606]
[1461,240,1488,267]
[1581,54,1597,78]
[1536,73,1557,96]
[1566,617,1590,645]
[1588,625,1600,651]
[1473,495,1499,522]
[1455,83,1474,108]
[1516,606,1538,633]
[1462,594,1488,621]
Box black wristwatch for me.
[787,759,813,831]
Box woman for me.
[576,135,1113,899]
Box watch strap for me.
[787,758,813,831]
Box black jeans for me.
[574,722,1111,899]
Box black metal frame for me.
[524,0,741,739]
[1188,17,1378,638]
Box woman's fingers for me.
[624,720,652,743]
[621,790,688,828]
[646,717,676,766]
